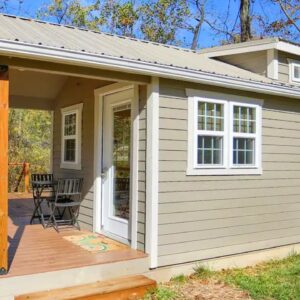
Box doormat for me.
[63,233,128,253]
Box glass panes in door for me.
[112,104,131,220]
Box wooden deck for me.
[5,193,146,278]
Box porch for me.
[0,55,154,299]
[7,193,146,278]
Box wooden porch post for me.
[0,65,8,275]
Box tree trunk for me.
[240,0,252,42]
[191,1,205,50]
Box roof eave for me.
[0,39,300,99]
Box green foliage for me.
[170,274,187,283]
[218,253,300,300]
[9,109,52,192]
[140,0,189,44]
[144,286,177,300]
[193,264,214,279]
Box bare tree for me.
[190,0,207,50]
[274,0,300,33]
[240,0,252,41]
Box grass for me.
[193,253,300,300]
[144,286,178,300]
[146,253,300,300]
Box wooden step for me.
[15,275,156,300]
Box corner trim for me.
[146,77,159,268]
[267,49,278,80]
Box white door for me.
[102,88,133,241]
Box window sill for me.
[60,162,82,170]
[186,167,263,176]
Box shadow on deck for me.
[6,193,146,278]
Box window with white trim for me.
[60,103,83,170]
[187,90,262,175]
[289,59,300,83]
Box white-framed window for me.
[187,89,262,175]
[60,103,83,170]
[288,59,300,83]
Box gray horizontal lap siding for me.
[157,78,300,267]
[53,77,111,231]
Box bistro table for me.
[30,179,58,227]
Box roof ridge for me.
[0,12,198,54]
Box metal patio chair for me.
[46,178,83,232]
[30,173,56,226]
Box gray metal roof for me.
[0,13,278,85]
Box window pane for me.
[294,65,300,79]
[198,101,224,131]
[198,116,205,130]
[64,113,76,136]
[64,139,76,162]
[207,103,214,116]
[197,136,223,165]
[233,138,254,165]
[233,106,256,134]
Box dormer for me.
[199,38,300,85]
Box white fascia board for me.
[276,41,300,57]
[1,40,300,99]
[201,42,278,58]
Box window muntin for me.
[232,104,257,167]
[63,113,77,163]
[233,106,256,134]
[198,102,224,131]
[61,103,83,170]
[233,138,255,165]
[197,136,223,165]
[196,101,225,167]
[187,91,262,175]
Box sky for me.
[0,0,293,49]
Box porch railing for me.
[8,162,30,193]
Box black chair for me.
[47,178,83,232]
[30,173,55,226]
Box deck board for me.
[4,193,146,278]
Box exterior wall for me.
[278,51,300,83]
[137,85,147,251]
[158,78,300,267]
[53,77,147,244]
[53,77,111,230]
[216,51,267,77]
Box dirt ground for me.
[167,279,252,300]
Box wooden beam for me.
[0,56,151,84]
[0,65,8,275]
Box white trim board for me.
[267,49,278,80]
[145,77,159,269]
[93,83,138,249]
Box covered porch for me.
[7,193,146,278]
[0,55,152,291]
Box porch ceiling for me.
[9,68,68,110]
[10,68,68,99]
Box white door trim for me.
[146,77,159,268]
[93,82,139,248]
